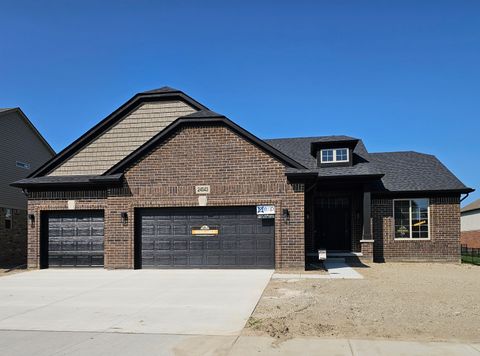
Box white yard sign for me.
[256,205,275,216]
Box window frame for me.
[4,208,13,230]
[393,198,430,241]
[16,161,31,170]
[320,148,350,164]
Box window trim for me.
[16,161,31,170]
[4,208,13,230]
[320,148,349,163]
[393,198,430,241]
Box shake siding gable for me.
[48,101,196,176]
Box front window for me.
[5,208,12,229]
[394,199,429,239]
[320,148,349,163]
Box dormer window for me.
[320,148,349,163]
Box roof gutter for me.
[460,192,470,203]
[11,174,124,189]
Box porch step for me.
[327,252,363,257]
[325,257,345,263]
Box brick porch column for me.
[360,191,374,261]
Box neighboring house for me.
[12,87,473,270]
[0,108,55,266]
[461,199,480,248]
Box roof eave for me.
[11,174,124,189]
[372,187,475,195]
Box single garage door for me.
[44,211,104,267]
[137,206,275,268]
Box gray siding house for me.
[461,199,480,248]
[0,108,54,266]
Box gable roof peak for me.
[140,86,181,94]
[180,109,224,119]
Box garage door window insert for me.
[394,199,429,239]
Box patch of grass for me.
[461,255,480,265]
[246,317,263,329]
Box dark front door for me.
[136,206,275,269]
[315,197,351,251]
[44,211,104,267]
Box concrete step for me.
[324,257,345,263]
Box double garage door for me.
[43,207,274,269]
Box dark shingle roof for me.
[180,109,224,119]
[265,136,382,177]
[369,151,469,192]
[140,86,180,94]
[461,199,480,213]
[265,136,471,192]
[0,108,15,114]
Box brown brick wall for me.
[0,208,27,267]
[372,196,460,262]
[27,124,305,270]
[461,230,480,248]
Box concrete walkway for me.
[273,260,363,280]
[323,260,364,279]
[0,331,478,356]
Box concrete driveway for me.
[0,269,272,336]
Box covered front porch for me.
[303,178,374,265]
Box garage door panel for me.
[174,255,188,266]
[142,239,155,250]
[155,240,171,250]
[91,255,104,266]
[173,225,188,235]
[139,207,274,268]
[190,241,204,250]
[91,227,104,236]
[237,256,256,265]
[238,239,255,250]
[237,225,254,235]
[142,225,155,236]
[173,240,188,250]
[222,240,236,250]
[61,228,75,237]
[189,255,203,265]
[46,211,104,268]
[205,240,220,250]
[157,225,171,235]
[91,241,104,251]
[258,241,274,251]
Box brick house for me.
[12,87,473,269]
[461,199,480,248]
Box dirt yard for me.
[245,263,480,342]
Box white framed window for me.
[5,208,12,230]
[320,148,349,163]
[393,199,430,240]
[16,161,31,170]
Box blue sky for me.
[1,0,479,204]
